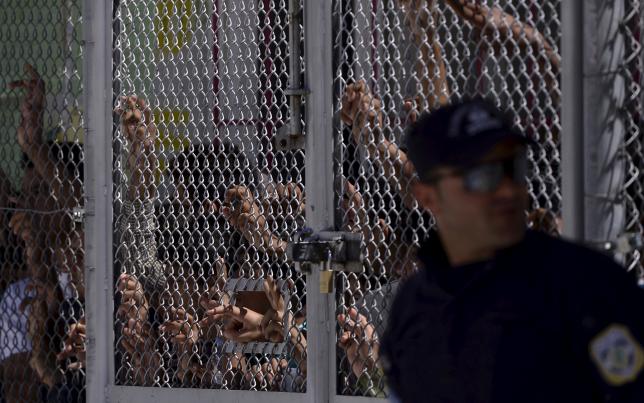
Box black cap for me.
[405,98,534,183]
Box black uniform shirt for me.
[381,230,644,403]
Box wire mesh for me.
[333,0,562,397]
[0,1,86,402]
[112,0,307,391]
[3,0,641,401]
[622,0,643,277]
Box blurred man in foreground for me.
[381,98,644,403]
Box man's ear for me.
[412,181,440,215]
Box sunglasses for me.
[426,153,528,193]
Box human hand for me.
[9,211,42,270]
[341,181,367,234]
[398,0,436,38]
[198,259,230,339]
[9,64,45,149]
[117,273,149,323]
[9,210,34,244]
[201,304,265,343]
[199,258,230,310]
[445,0,557,59]
[260,276,292,343]
[402,96,422,127]
[114,95,156,148]
[337,308,379,378]
[340,80,383,148]
[117,275,159,386]
[57,318,86,370]
[160,307,201,351]
[161,307,205,383]
[222,186,260,229]
[264,182,305,217]
[224,185,289,257]
[120,320,161,386]
[114,95,158,200]
[222,185,282,252]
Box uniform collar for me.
[416,229,533,297]
[417,229,532,268]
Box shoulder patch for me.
[589,324,644,386]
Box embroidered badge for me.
[589,324,644,386]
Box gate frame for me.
[84,1,599,402]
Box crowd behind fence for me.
[0,1,642,402]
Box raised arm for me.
[444,0,560,99]
[9,64,82,209]
[114,96,167,296]
[399,0,450,107]
[446,0,560,69]
[114,95,157,201]
[222,185,289,259]
[341,82,418,210]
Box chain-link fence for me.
[112,0,307,392]
[622,0,643,277]
[332,0,562,397]
[0,1,85,402]
[1,1,644,402]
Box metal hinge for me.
[287,228,363,273]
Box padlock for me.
[320,250,334,294]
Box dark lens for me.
[510,153,528,185]
[463,163,504,192]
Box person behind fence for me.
[399,0,559,112]
[380,98,644,403]
[161,142,305,390]
[338,0,564,387]
[0,159,43,403]
[113,95,310,390]
[1,64,86,403]
[202,176,399,389]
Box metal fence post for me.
[582,1,627,252]
[561,0,584,242]
[84,0,113,401]
[304,0,334,402]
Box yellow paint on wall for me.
[49,108,84,144]
[155,0,194,56]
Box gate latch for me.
[287,228,363,273]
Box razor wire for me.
[0,1,86,402]
[332,0,562,397]
[112,0,307,391]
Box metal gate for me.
[331,0,562,400]
[0,0,642,402]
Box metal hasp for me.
[273,0,308,151]
[287,228,363,273]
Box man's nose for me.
[493,176,523,199]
